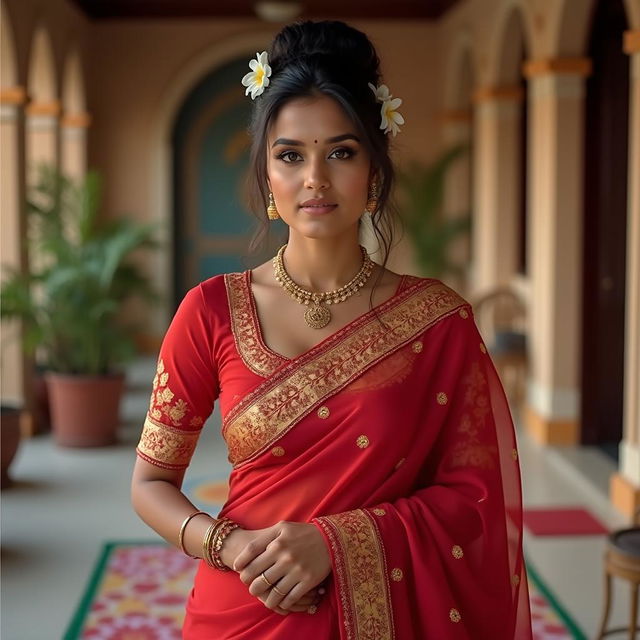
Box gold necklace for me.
[272,244,375,329]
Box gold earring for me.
[365,180,379,214]
[267,191,280,220]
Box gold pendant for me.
[304,303,331,329]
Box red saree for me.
[136,270,533,639]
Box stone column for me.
[61,111,91,180]
[0,87,28,406]
[470,86,524,294]
[522,57,591,445]
[611,30,640,518]
[25,100,61,182]
[441,109,473,296]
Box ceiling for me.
[69,0,462,21]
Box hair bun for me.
[269,20,380,82]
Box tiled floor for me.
[1,356,635,639]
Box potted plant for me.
[0,163,158,447]
[396,143,472,280]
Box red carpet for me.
[523,507,609,536]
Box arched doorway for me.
[171,56,287,305]
[581,0,630,454]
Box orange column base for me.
[524,405,580,445]
[610,472,640,522]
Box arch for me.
[1,0,18,88]
[488,0,534,85]
[444,30,474,110]
[148,29,280,327]
[27,24,57,102]
[62,47,86,114]
[552,0,597,56]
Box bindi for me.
[314,140,318,144]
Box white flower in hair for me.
[380,97,404,137]
[241,51,272,99]
[368,82,392,103]
[368,82,405,136]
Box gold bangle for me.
[203,519,225,568]
[211,518,240,571]
[178,510,208,559]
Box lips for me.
[300,204,338,214]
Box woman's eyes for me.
[276,147,356,163]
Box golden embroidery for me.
[223,280,466,467]
[225,272,287,378]
[512,448,518,460]
[411,340,423,353]
[459,308,469,319]
[512,574,521,586]
[356,435,370,449]
[437,392,448,405]
[449,608,461,623]
[148,359,202,427]
[391,568,403,581]
[313,510,394,640]
[343,344,419,394]
[271,446,285,457]
[307,605,318,615]
[451,545,464,559]
[136,415,202,470]
[450,361,498,469]
[395,458,405,470]
[225,271,420,379]
[317,406,330,419]
[372,508,386,516]
[479,342,487,353]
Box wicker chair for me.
[471,285,528,409]
[596,508,640,639]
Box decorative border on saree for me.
[312,509,394,640]
[225,272,287,377]
[135,414,202,471]
[223,279,467,467]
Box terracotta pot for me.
[45,372,125,447]
[1,406,23,489]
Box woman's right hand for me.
[222,527,325,615]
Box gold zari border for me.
[223,280,466,466]
[313,509,394,640]
[136,415,202,470]
[225,272,286,377]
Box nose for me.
[303,155,330,190]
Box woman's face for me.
[266,93,373,240]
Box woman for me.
[131,19,533,639]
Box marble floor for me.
[1,356,635,639]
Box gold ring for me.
[272,585,288,597]
[260,572,273,588]
[307,604,318,615]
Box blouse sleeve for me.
[311,309,532,639]
[135,284,219,471]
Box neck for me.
[279,233,370,292]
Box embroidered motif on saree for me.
[136,415,202,470]
[136,357,206,470]
[223,279,466,467]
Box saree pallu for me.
[136,271,533,639]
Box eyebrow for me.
[271,133,361,148]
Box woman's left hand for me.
[233,521,332,612]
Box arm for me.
[131,284,321,614]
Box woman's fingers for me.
[233,528,279,572]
